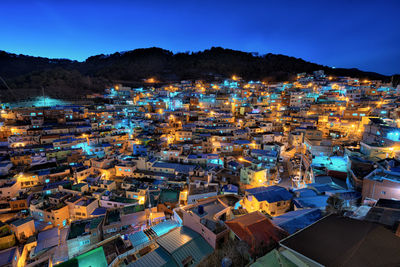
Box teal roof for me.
[56,247,107,267]
[156,227,213,266]
[128,226,213,267]
[128,247,177,267]
[129,231,149,248]
[151,220,179,237]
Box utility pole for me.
[42,87,46,107]
[299,154,303,188]
[0,76,17,101]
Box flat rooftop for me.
[280,214,400,267]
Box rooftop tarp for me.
[272,208,322,234]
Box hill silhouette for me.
[0,47,396,101]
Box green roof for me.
[250,249,297,267]
[56,247,107,267]
[122,204,145,215]
[159,190,179,203]
[111,196,138,203]
[68,217,104,240]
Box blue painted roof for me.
[246,186,292,203]
[234,140,251,145]
[295,188,318,198]
[307,183,338,193]
[222,184,238,193]
[273,208,322,235]
[293,195,329,209]
[43,180,70,190]
[91,207,107,216]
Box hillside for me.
[0,47,394,101]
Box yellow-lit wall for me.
[242,196,290,217]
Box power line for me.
[0,76,18,101]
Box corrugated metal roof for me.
[156,227,213,266]
[151,220,179,237]
[171,236,213,266]
[156,227,194,254]
[129,231,149,248]
[35,227,59,253]
[128,247,177,267]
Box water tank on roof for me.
[198,205,204,215]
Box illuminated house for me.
[362,169,400,203]
[359,141,396,160]
[122,227,213,267]
[66,195,99,220]
[74,165,93,183]
[10,153,32,166]
[240,165,269,186]
[8,192,30,211]
[1,178,22,199]
[115,164,136,177]
[225,211,288,257]
[363,118,400,148]
[289,92,306,107]
[66,216,104,258]
[9,217,35,242]
[242,186,292,216]
[102,205,146,238]
[175,130,192,142]
[288,131,303,147]
[30,199,70,227]
[90,179,117,192]
[59,182,89,195]
[184,182,219,205]
[249,149,278,165]
[179,195,240,248]
[0,222,16,250]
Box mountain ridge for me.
[0,47,397,100]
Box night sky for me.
[2,0,399,75]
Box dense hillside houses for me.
[0,71,400,266]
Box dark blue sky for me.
[2,0,399,75]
